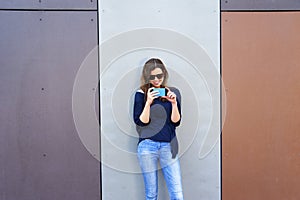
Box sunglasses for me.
[149,73,164,80]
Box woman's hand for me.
[146,87,159,105]
[139,87,158,124]
[164,87,180,123]
[164,87,177,104]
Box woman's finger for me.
[168,91,176,99]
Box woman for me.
[133,58,184,200]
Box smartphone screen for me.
[153,88,166,97]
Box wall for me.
[3,1,299,200]
[99,0,221,199]
[221,2,300,200]
[0,1,100,200]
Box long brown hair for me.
[140,58,169,92]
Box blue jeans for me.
[137,139,184,200]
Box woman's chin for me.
[151,81,162,87]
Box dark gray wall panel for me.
[0,0,96,10]
[221,0,300,11]
[0,11,99,200]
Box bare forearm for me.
[139,102,151,123]
[171,102,181,123]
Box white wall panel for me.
[99,1,220,199]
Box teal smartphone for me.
[153,88,167,97]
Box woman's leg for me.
[137,140,160,200]
[159,143,184,200]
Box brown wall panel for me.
[222,12,300,200]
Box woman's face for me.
[149,68,164,88]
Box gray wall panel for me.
[0,0,96,10]
[221,0,300,10]
[0,11,99,200]
[100,0,220,200]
